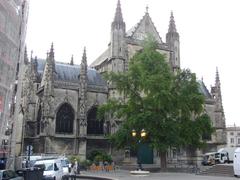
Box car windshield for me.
[61,160,68,167]
[65,159,70,165]
[215,153,220,158]
[35,163,53,171]
[44,163,54,171]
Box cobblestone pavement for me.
[80,170,237,180]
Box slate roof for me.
[37,59,107,87]
[126,12,163,44]
[90,48,110,67]
[198,80,212,99]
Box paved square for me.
[81,170,237,180]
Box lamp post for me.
[131,129,146,171]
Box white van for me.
[34,158,64,180]
[59,157,70,176]
[234,148,240,177]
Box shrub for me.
[87,150,112,164]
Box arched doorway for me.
[56,103,74,134]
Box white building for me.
[226,125,240,147]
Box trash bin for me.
[17,168,44,180]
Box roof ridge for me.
[127,12,163,43]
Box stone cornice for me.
[53,81,108,93]
[126,37,170,51]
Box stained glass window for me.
[56,103,74,134]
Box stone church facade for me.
[17,0,226,163]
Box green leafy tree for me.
[98,38,214,170]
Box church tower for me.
[211,68,226,145]
[166,12,180,71]
[22,53,39,142]
[40,44,56,153]
[110,0,126,72]
[211,68,226,128]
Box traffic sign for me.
[26,145,33,151]
[26,145,33,156]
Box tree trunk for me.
[160,151,167,171]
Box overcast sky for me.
[26,0,240,126]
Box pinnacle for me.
[168,11,177,33]
[215,67,220,84]
[70,55,74,65]
[114,0,123,23]
[82,47,87,64]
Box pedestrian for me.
[70,163,76,180]
[74,159,78,174]
[77,161,81,174]
[104,161,109,172]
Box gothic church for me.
[17,0,226,164]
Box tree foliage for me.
[98,38,214,154]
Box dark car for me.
[0,169,23,180]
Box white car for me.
[0,169,23,180]
[60,158,70,176]
[34,158,64,180]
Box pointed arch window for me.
[36,106,42,135]
[56,103,74,134]
[87,106,103,135]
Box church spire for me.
[30,54,38,82]
[215,67,220,88]
[39,45,56,137]
[110,0,126,69]
[81,47,87,67]
[145,5,149,14]
[168,11,177,33]
[24,46,28,64]
[78,47,88,137]
[70,55,74,65]
[112,0,125,31]
[166,11,180,71]
[49,42,56,73]
[40,44,55,98]
[114,0,123,23]
[211,67,225,129]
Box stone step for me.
[198,164,234,177]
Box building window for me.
[87,106,103,135]
[230,132,234,136]
[36,106,42,134]
[230,138,234,144]
[202,133,211,141]
[238,138,240,144]
[56,103,74,134]
[238,133,240,136]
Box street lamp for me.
[131,129,147,171]
[132,129,137,137]
[140,129,146,138]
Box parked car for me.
[202,152,216,165]
[202,151,229,166]
[34,158,64,180]
[0,169,23,180]
[60,158,70,175]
